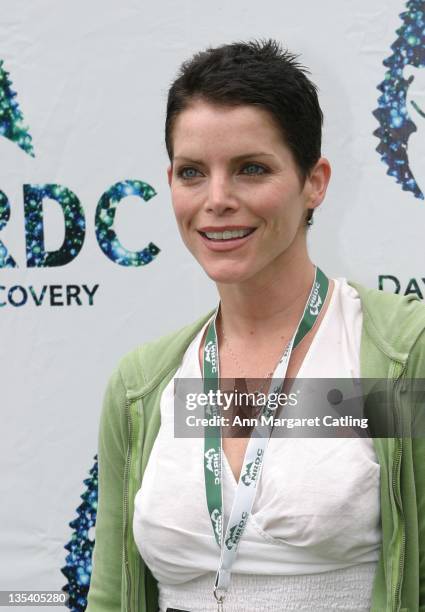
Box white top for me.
[133,278,382,611]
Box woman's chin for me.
[202,264,254,285]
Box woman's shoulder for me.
[347,279,425,325]
[346,278,425,370]
[113,308,216,395]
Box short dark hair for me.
[165,39,323,226]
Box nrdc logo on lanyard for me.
[202,266,329,611]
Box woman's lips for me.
[197,227,257,251]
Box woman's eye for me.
[241,163,267,175]
[178,167,201,179]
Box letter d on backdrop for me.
[24,184,86,267]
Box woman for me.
[87,40,425,612]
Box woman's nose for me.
[205,175,239,215]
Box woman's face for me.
[167,99,329,285]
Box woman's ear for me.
[167,165,173,187]
[307,157,332,211]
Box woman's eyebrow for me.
[411,100,425,119]
[173,152,275,163]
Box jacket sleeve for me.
[86,367,128,612]
[412,436,425,610]
[409,327,425,609]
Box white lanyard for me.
[202,267,329,610]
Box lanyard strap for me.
[202,266,329,604]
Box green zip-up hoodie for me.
[86,281,425,612]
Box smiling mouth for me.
[199,228,256,241]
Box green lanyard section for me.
[202,266,329,552]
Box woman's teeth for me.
[203,228,254,240]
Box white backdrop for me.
[1,0,424,608]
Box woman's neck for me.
[215,257,317,340]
